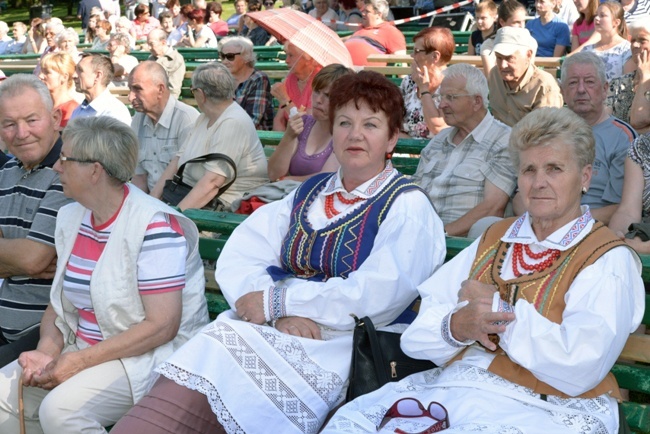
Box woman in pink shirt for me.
[132,3,160,40]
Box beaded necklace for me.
[511,243,561,277]
[324,192,365,219]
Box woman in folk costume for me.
[112,71,446,433]
[323,107,645,434]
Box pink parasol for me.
[246,8,353,68]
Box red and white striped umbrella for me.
[246,8,353,68]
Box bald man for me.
[129,61,199,192]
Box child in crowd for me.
[468,0,497,56]
[571,0,598,51]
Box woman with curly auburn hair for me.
[112,70,444,434]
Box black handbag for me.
[346,315,437,402]
[161,153,237,210]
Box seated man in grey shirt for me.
[129,61,200,193]
[413,63,517,237]
[561,52,636,224]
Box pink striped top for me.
[62,186,187,345]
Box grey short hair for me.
[364,0,389,19]
[0,74,53,112]
[0,21,8,35]
[46,19,64,35]
[443,63,489,109]
[219,36,256,67]
[629,19,650,37]
[192,62,236,101]
[560,51,607,86]
[110,32,132,53]
[55,27,79,46]
[508,107,595,169]
[63,116,138,184]
[131,60,170,89]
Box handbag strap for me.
[358,316,391,385]
[174,153,238,200]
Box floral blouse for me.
[607,70,636,124]
[400,75,433,139]
[629,133,650,218]
[584,40,632,82]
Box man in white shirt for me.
[69,53,132,125]
[129,61,199,193]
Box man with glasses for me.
[488,26,563,127]
[129,61,199,193]
[147,28,186,99]
[0,74,72,368]
[412,63,516,238]
[69,53,132,125]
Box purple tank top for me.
[288,115,334,177]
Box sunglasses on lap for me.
[381,398,449,434]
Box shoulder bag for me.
[161,153,237,210]
[347,315,437,402]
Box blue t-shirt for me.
[582,116,636,209]
[526,16,571,57]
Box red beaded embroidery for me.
[324,192,364,219]
[512,243,560,277]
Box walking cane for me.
[18,375,26,434]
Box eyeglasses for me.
[59,155,96,165]
[190,86,201,93]
[432,93,475,105]
[59,155,118,180]
[412,48,434,55]
[382,398,449,434]
[219,52,242,61]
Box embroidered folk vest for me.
[266,172,420,283]
[468,217,629,399]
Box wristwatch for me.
[645,90,650,101]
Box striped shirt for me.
[0,138,72,342]
[63,186,187,345]
[624,0,650,24]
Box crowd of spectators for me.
[0,0,649,433]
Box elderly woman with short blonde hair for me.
[38,52,79,127]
